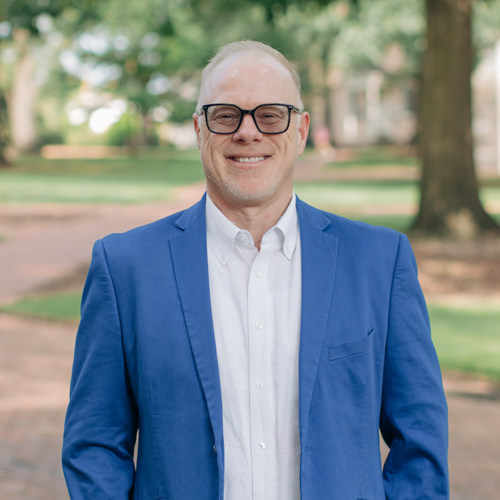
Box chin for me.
[222,181,277,205]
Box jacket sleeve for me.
[380,233,449,499]
[62,239,138,499]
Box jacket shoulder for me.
[298,197,402,246]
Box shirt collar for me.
[206,193,299,265]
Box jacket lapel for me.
[296,199,339,439]
[169,195,223,445]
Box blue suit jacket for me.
[62,195,449,499]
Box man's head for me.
[193,41,310,211]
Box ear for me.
[193,113,201,147]
[297,111,310,156]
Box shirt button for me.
[256,381,264,389]
[255,271,262,279]
[236,234,246,244]
[255,323,263,330]
[258,442,266,450]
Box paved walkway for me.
[0,183,206,304]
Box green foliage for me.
[474,0,500,49]
[2,0,500,153]
[106,113,143,146]
[168,98,197,123]
[0,0,99,36]
[330,0,425,75]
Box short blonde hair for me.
[197,40,302,109]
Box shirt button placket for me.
[247,251,268,499]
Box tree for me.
[0,89,8,166]
[414,0,499,237]
[250,0,499,237]
[0,0,98,156]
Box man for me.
[62,41,448,499]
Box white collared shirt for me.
[206,194,302,500]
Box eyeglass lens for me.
[205,104,291,134]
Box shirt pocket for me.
[328,329,374,362]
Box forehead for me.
[201,52,299,106]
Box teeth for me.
[233,156,265,163]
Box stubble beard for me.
[203,161,295,206]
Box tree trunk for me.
[7,29,39,153]
[308,51,335,159]
[0,90,9,167]
[414,0,499,237]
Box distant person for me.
[314,124,336,160]
[62,40,449,499]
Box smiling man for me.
[62,41,449,500]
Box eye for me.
[211,108,239,122]
[256,106,287,123]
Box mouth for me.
[228,156,268,163]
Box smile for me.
[231,156,266,163]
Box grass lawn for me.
[2,291,499,380]
[295,179,419,208]
[324,147,419,169]
[0,148,205,203]
[1,291,82,321]
[429,304,500,380]
[294,178,419,231]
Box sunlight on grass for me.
[326,148,419,169]
[0,150,205,204]
[429,304,500,380]
[295,180,419,209]
[343,214,415,232]
[0,292,82,321]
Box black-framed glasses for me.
[200,103,302,135]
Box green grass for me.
[0,148,205,204]
[481,186,500,204]
[325,147,419,169]
[2,147,499,211]
[429,304,500,380]
[0,291,82,321]
[295,179,419,207]
[343,214,415,232]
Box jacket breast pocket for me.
[328,329,374,362]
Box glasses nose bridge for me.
[237,107,260,133]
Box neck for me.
[207,189,293,250]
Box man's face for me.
[193,53,310,209]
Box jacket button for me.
[213,445,217,453]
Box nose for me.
[233,113,262,142]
